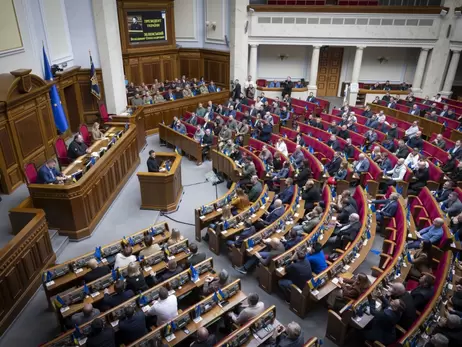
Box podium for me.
[137,153,183,211]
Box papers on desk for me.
[247,247,253,252]
[74,268,83,274]
[74,160,82,164]
[221,230,228,235]
[294,213,299,218]
[448,283,453,290]
[355,253,360,259]
[251,214,257,218]
[168,256,176,260]
[101,258,108,263]
[276,229,282,233]
[199,216,206,220]
[110,320,119,327]
[363,239,368,246]
[217,208,223,212]
[168,289,176,296]
[144,266,152,272]
[332,278,339,285]
[60,306,70,313]
[264,238,272,243]
[78,337,87,346]
[193,316,203,323]
[91,152,100,157]
[451,242,456,248]
[165,334,176,342]
[319,235,324,240]
[239,222,244,226]
[45,281,55,287]
[408,233,413,238]
[343,265,350,271]
[90,291,100,298]
[312,290,320,296]
[260,205,266,210]
[141,305,151,312]
[276,267,284,273]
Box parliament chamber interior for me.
[2,0,462,346]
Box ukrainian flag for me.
[53,295,66,309]
[406,251,413,263]
[165,248,171,257]
[83,282,90,295]
[307,278,318,290]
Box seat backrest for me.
[99,103,110,122]
[24,163,38,184]
[54,138,68,159]
[79,124,90,142]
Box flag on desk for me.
[72,324,82,345]
[406,204,411,223]
[246,238,255,249]
[307,277,319,290]
[194,305,202,318]
[53,295,66,309]
[42,46,69,134]
[190,264,199,282]
[111,268,118,281]
[89,51,101,100]
[138,294,148,306]
[83,282,90,296]
[213,288,225,302]
[42,271,53,283]
[94,246,102,260]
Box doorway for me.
[316,47,343,97]
[63,85,81,132]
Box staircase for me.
[48,229,69,258]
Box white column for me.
[411,48,430,95]
[441,50,461,96]
[308,45,321,96]
[348,46,365,106]
[248,44,258,83]
[92,0,127,114]
[230,0,250,85]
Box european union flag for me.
[53,295,66,309]
[139,294,148,306]
[190,264,199,281]
[330,186,337,198]
[247,238,255,249]
[111,268,118,281]
[194,305,202,318]
[83,282,90,295]
[94,246,102,260]
[43,46,68,133]
[89,52,101,100]
[366,229,371,239]
[201,206,206,215]
[42,271,53,283]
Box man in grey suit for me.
[187,243,206,266]
[353,154,370,174]
[228,293,265,326]
[327,213,361,249]
[441,192,462,217]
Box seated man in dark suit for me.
[227,219,256,248]
[37,159,66,184]
[326,213,361,249]
[67,134,89,159]
[407,131,424,150]
[325,152,342,177]
[387,282,416,330]
[267,322,304,347]
[186,243,206,266]
[86,318,116,347]
[118,306,147,345]
[101,280,134,311]
[274,178,295,205]
[254,199,285,231]
[370,192,399,224]
[83,258,111,283]
[258,120,273,143]
[407,161,429,196]
[433,180,455,202]
[411,274,435,311]
[326,135,342,151]
[301,179,321,212]
[157,259,183,283]
[192,327,217,347]
[147,150,160,172]
[278,250,312,302]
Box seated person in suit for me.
[139,234,161,258]
[327,273,370,311]
[386,282,416,329]
[294,160,313,187]
[37,159,66,184]
[290,146,305,169]
[187,243,206,266]
[432,314,462,347]
[147,150,160,172]
[254,199,285,231]
[101,280,134,311]
[83,258,111,283]
[203,269,230,296]
[226,219,256,248]
[343,138,355,159]
[86,318,116,347]
[71,303,100,327]
[282,229,304,250]
[126,262,148,293]
[278,250,312,302]
[407,161,430,196]
[147,286,178,326]
[292,206,323,235]
[228,293,265,326]
[326,213,361,249]
[192,327,217,347]
[118,306,148,345]
[407,131,424,150]
[157,259,183,283]
[370,192,399,224]
[326,135,341,151]
[433,180,455,202]
[353,153,370,174]
[268,161,290,191]
[325,151,343,177]
[441,192,462,217]
[408,218,445,249]
[274,177,295,205]
[234,238,285,274]
[302,179,321,212]
[411,274,435,311]
[67,134,90,159]
[247,176,263,203]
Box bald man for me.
[71,303,100,326]
[235,238,285,274]
[327,213,361,249]
[408,218,444,249]
[254,199,284,231]
[270,321,304,347]
[387,282,416,329]
[192,327,216,347]
[83,258,110,283]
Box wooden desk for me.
[159,123,205,164]
[110,107,146,152]
[137,153,183,212]
[210,149,241,182]
[27,126,140,240]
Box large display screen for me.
[127,10,167,45]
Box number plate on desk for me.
[91,291,100,298]
[75,268,83,274]
[45,281,55,287]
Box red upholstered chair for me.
[24,163,38,184]
[256,79,267,87]
[99,102,114,123]
[54,137,73,167]
[79,124,92,146]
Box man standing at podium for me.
[147,150,160,172]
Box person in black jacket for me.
[411,274,434,311]
[325,152,342,177]
[362,296,405,345]
[86,318,116,347]
[407,131,424,150]
[232,79,241,100]
[192,327,217,347]
[301,180,321,212]
[442,154,457,174]
[68,134,89,159]
[395,140,410,159]
[337,125,350,140]
[387,123,398,140]
[147,150,160,172]
[449,161,462,182]
[118,306,148,345]
[282,77,294,97]
[201,129,214,161]
[294,160,312,187]
[327,213,361,249]
[101,280,135,311]
[278,251,312,302]
[387,282,416,329]
[431,314,462,347]
[326,135,342,151]
[126,262,148,293]
[83,258,110,283]
[408,161,430,196]
[434,180,455,202]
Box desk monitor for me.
[149,225,166,237]
[215,197,228,209]
[178,272,189,286]
[200,297,216,314]
[144,251,164,267]
[167,239,189,255]
[222,281,240,299]
[343,249,355,265]
[72,255,95,271]
[200,204,214,216]
[141,288,160,306]
[252,309,275,334]
[135,330,162,347]
[174,313,191,330]
[262,224,277,239]
[195,260,212,275]
[329,261,345,278]
[102,244,122,258]
[315,273,329,289]
[131,233,145,246]
[275,253,292,269]
[110,300,137,321]
[49,335,75,347]
[90,276,114,292]
[50,264,71,280]
[225,328,252,347]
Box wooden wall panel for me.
[12,109,45,162]
[76,68,105,125]
[0,209,55,335]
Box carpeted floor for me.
[0,132,381,347]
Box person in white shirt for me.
[377,111,388,124]
[255,96,263,110]
[147,287,178,326]
[114,246,137,269]
[432,93,442,103]
[347,112,357,124]
[276,138,288,157]
[244,75,254,91]
[404,148,420,170]
[405,121,419,139]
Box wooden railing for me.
[0,208,55,334]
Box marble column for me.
[248,44,259,84]
[441,50,461,96]
[411,48,430,95]
[348,46,365,106]
[92,0,127,114]
[230,0,250,84]
[308,45,321,96]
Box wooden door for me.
[316,47,343,97]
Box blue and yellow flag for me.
[42,271,53,283]
[43,46,68,133]
[89,52,101,100]
[195,304,202,318]
[54,295,66,309]
[83,282,90,295]
[165,248,171,257]
[307,277,318,290]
